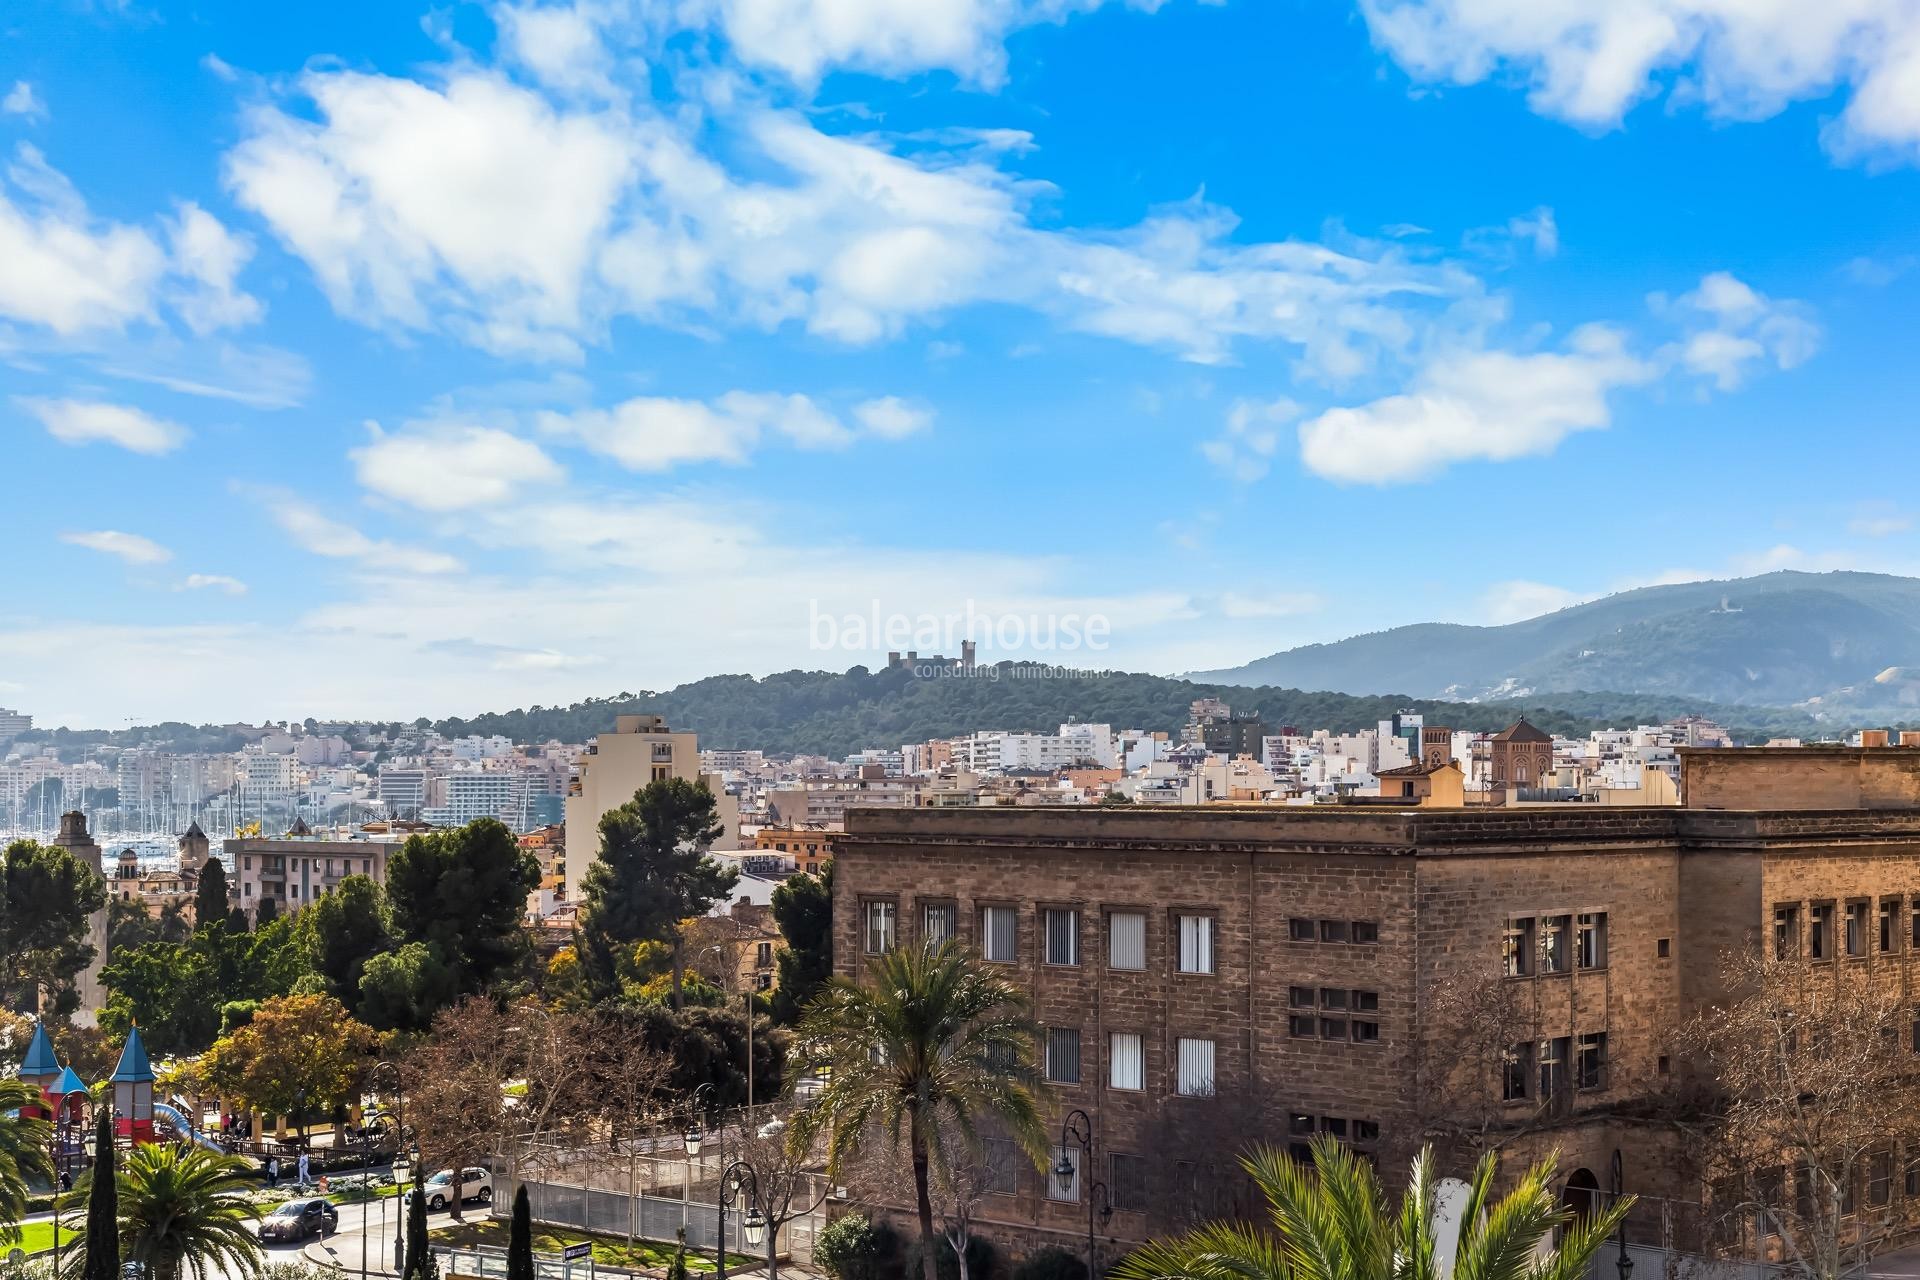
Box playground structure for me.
[7,1020,168,1165]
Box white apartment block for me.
[227,833,402,919]
[378,767,430,816]
[564,716,739,902]
[451,734,514,760]
[424,770,526,828]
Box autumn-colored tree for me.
[199,993,377,1137]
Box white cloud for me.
[1298,324,1656,484]
[180,573,249,595]
[0,144,167,334]
[492,2,621,95]
[16,397,189,455]
[852,396,933,438]
[1665,271,1819,389]
[351,422,565,512]
[1849,508,1913,538]
[2,81,46,120]
[1360,0,1920,164]
[252,489,465,575]
[60,530,172,565]
[1481,579,1585,624]
[538,388,929,470]
[1200,396,1299,482]
[1507,206,1557,257]
[164,202,263,334]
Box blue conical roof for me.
[16,1021,60,1078]
[51,1067,88,1097]
[111,1025,154,1083]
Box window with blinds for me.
[1109,1032,1144,1090]
[1046,1027,1082,1083]
[982,906,1017,962]
[1108,912,1146,970]
[1176,1037,1215,1096]
[862,900,895,954]
[1177,914,1214,974]
[1044,908,1079,965]
[923,902,956,946]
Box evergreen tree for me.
[665,1229,691,1280]
[192,857,230,931]
[769,861,832,1024]
[254,896,279,928]
[404,1187,439,1280]
[225,907,248,933]
[508,1186,535,1280]
[1,839,109,1017]
[384,820,540,997]
[81,1108,118,1280]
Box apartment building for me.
[830,748,1920,1261]
[752,826,835,875]
[226,828,403,919]
[563,716,739,902]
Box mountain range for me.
[1189,571,1920,712]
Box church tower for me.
[52,811,108,1025]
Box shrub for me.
[813,1213,901,1280]
[908,1234,999,1280]
[1011,1247,1086,1280]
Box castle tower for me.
[177,821,209,877]
[12,1020,62,1119]
[111,1024,155,1145]
[51,811,107,1025]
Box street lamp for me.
[1054,1109,1113,1278]
[715,1159,763,1280]
[1611,1149,1633,1280]
[370,1061,409,1274]
[685,1083,717,1157]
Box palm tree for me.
[1113,1136,1632,1280]
[789,941,1051,1280]
[115,1143,263,1280]
[0,1079,54,1244]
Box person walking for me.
[266,1157,279,1189]
[297,1152,310,1190]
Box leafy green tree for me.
[199,994,377,1139]
[192,858,230,931]
[0,1078,53,1242]
[300,875,390,1012]
[100,942,222,1056]
[1111,1138,1631,1280]
[358,942,459,1033]
[116,1143,263,1280]
[789,942,1050,1280]
[80,1107,117,1280]
[508,1186,535,1280]
[385,820,539,998]
[578,779,735,1007]
[1,839,108,1017]
[769,861,832,1025]
[108,898,189,952]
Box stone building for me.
[1488,716,1554,788]
[51,810,107,1024]
[829,747,1920,1264]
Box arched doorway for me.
[1564,1168,1602,1222]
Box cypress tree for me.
[81,1108,118,1280]
[404,1187,439,1280]
[507,1186,534,1280]
[192,857,230,931]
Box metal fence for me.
[437,1243,642,1280]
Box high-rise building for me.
[563,716,738,902]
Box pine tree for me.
[508,1186,534,1280]
[81,1108,118,1280]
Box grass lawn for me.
[330,1182,404,1203]
[430,1217,755,1273]
[14,1221,79,1256]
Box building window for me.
[1811,902,1834,961]
[1109,1154,1148,1212]
[1870,1151,1894,1208]
[923,902,956,947]
[1576,913,1608,969]
[1045,1028,1082,1084]
[1177,914,1215,974]
[1576,1032,1608,1091]
[1658,937,1671,958]
[1109,1033,1144,1090]
[1504,1042,1534,1101]
[1320,1015,1348,1041]
[1351,920,1379,944]
[983,1137,1018,1195]
[1353,1019,1380,1043]
[1319,919,1350,944]
[1290,986,1314,1008]
[755,942,773,967]
[862,900,896,954]
[1539,1037,1569,1100]
[1503,917,1536,977]
[1288,918,1315,941]
[1775,905,1799,960]
[1540,914,1572,973]
[1883,899,1902,954]
[1176,1038,1215,1097]
[1912,898,1920,951]
[981,906,1017,963]
[1045,909,1080,966]
[1108,911,1146,970]
[1289,1014,1316,1038]
[1906,1155,1920,1201]
[1846,900,1870,958]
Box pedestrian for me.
[59,1170,71,1193]
[266,1156,279,1189]
[297,1151,310,1189]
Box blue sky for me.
[4,0,1919,726]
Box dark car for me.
[258,1198,337,1243]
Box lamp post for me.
[713,1160,764,1280]
[1053,1110,1112,1278]
[371,1061,408,1274]
[1611,1150,1633,1280]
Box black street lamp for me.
[370,1060,409,1274]
[1053,1110,1113,1278]
[714,1159,764,1280]
[685,1083,717,1157]
[1611,1149,1633,1280]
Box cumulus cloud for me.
[180,573,249,595]
[61,530,172,565]
[1200,396,1299,482]
[1663,271,1820,390]
[351,422,565,512]
[1360,0,1920,164]
[164,202,264,334]
[17,397,189,455]
[1298,324,1656,484]
[538,389,923,471]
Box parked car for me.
[423,1167,492,1210]
[258,1198,337,1243]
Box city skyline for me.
[5,0,1920,725]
